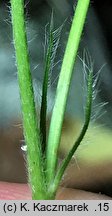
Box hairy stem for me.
[10,0,47,199]
[46,0,90,185]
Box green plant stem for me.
[10,0,47,199]
[46,0,90,185]
[51,71,93,194]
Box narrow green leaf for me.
[40,13,63,153]
[53,69,93,193]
